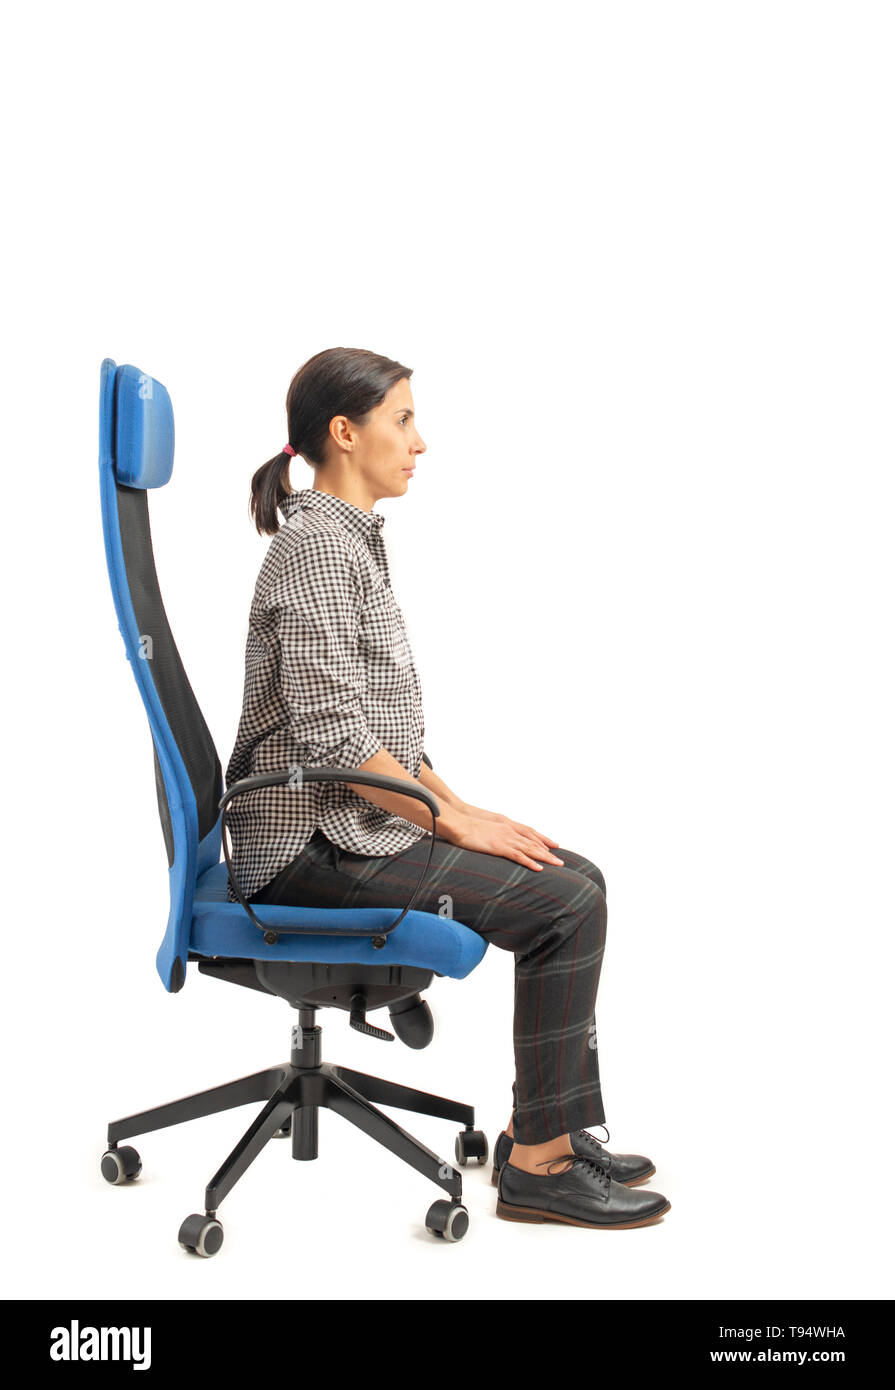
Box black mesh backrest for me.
[116,481,222,857]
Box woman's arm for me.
[347,749,563,871]
[417,758,560,849]
[346,747,464,836]
[417,758,469,814]
[273,533,382,770]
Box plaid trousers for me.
[251,829,608,1145]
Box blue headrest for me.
[114,364,174,489]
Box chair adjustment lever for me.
[349,992,394,1042]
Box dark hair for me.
[249,346,413,536]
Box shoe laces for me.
[576,1126,611,1166]
[537,1153,611,1187]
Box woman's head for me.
[250,346,426,535]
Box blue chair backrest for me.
[98,359,223,992]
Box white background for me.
[2,0,893,1301]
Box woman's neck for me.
[311,470,375,513]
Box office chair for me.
[97,359,490,1256]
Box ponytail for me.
[250,451,293,536]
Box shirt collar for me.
[279,488,385,542]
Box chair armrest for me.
[218,766,439,947]
[219,766,440,820]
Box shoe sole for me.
[496,1197,671,1229]
[491,1164,657,1189]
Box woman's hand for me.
[461,804,561,853]
[416,764,560,858]
[441,809,565,871]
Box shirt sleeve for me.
[267,530,383,769]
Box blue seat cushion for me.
[190,862,487,980]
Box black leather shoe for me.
[497,1154,670,1229]
[491,1128,656,1187]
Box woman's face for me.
[330,378,427,500]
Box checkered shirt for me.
[224,488,429,901]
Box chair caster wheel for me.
[454,1128,489,1167]
[426,1200,469,1241]
[101,1145,142,1184]
[178,1214,224,1258]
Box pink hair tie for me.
[283,444,297,457]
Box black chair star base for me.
[103,963,490,1254]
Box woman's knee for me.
[559,850,607,900]
[588,879,608,942]
[518,876,606,964]
[589,864,607,899]
[569,878,607,950]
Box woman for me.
[225,347,670,1230]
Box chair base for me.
[106,1009,478,1217]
